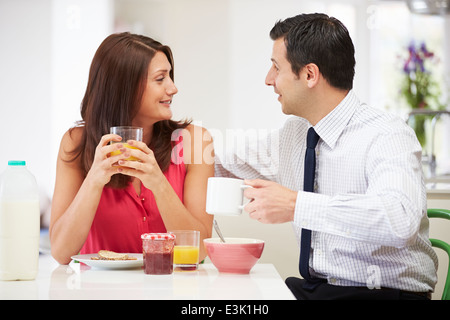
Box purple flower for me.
[400,39,441,114]
[402,41,434,74]
[420,42,434,58]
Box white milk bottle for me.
[0,161,40,280]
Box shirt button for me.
[143,216,146,222]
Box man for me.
[215,13,437,300]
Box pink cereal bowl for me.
[204,238,265,274]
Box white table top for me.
[0,254,295,300]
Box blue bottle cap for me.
[8,160,26,166]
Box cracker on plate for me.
[91,250,137,261]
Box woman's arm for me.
[177,125,215,260]
[50,128,129,264]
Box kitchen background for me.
[1,0,449,298]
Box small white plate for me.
[71,253,143,270]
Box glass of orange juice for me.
[110,126,143,161]
[169,230,200,271]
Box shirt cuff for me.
[294,191,330,232]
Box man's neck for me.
[307,88,349,126]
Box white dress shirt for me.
[215,90,438,292]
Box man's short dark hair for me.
[270,13,355,90]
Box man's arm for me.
[243,127,426,248]
[214,128,281,181]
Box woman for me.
[50,33,214,264]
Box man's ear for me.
[303,63,320,88]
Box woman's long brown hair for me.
[67,32,190,188]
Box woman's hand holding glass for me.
[86,134,131,187]
[115,140,166,191]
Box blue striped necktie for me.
[299,127,321,286]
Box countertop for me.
[426,183,450,195]
[0,254,295,300]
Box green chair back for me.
[428,208,450,300]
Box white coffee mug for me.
[206,177,251,216]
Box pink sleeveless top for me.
[81,134,186,254]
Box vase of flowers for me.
[400,41,443,148]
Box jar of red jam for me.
[141,233,175,275]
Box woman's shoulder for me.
[182,123,212,139]
[180,124,214,165]
[59,126,84,161]
[180,124,213,148]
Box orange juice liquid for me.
[109,143,139,161]
[173,246,199,265]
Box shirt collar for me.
[313,90,358,149]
